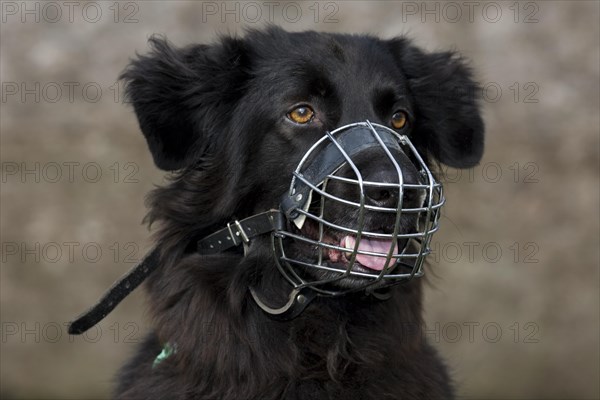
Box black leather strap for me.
[68,248,160,335]
[68,211,286,335]
[197,210,285,254]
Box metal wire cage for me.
[273,121,445,296]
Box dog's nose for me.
[363,155,423,209]
[363,169,398,207]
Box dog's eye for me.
[287,106,315,124]
[391,111,408,130]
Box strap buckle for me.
[227,220,250,246]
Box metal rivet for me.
[210,245,214,248]
[295,194,303,202]
[226,236,231,240]
[218,240,222,244]
[297,294,306,304]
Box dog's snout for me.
[360,151,423,208]
[363,169,399,208]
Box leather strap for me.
[68,211,286,335]
[68,248,160,334]
[197,210,285,254]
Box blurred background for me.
[1,1,598,399]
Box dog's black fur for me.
[116,27,484,400]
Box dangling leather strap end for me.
[68,248,161,335]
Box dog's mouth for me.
[328,235,399,272]
[292,215,408,277]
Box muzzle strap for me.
[68,248,160,334]
[197,210,285,254]
[68,211,286,334]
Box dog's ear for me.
[121,35,248,170]
[388,38,485,168]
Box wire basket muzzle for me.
[275,121,444,295]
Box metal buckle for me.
[227,220,250,246]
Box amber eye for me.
[391,111,408,129]
[287,106,315,124]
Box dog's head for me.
[122,27,484,297]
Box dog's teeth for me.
[343,237,353,258]
[345,237,352,249]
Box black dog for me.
[114,27,484,400]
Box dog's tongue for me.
[342,236,398,271]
